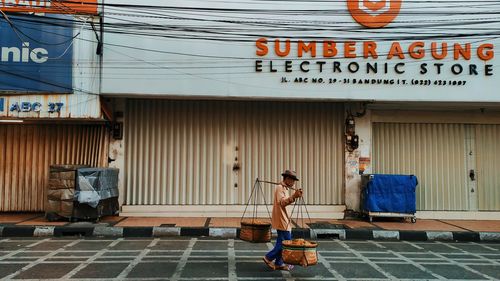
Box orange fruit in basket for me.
[284,239,318,247]
[241,219,271,226]
[290,239,305,246]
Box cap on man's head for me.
[281,170,299,181]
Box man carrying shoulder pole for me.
[263,170,303,271]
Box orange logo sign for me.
[0,0,98,15]
[347,0,402,28]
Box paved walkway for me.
[2,213,500,232]
[0,237,499,280]
[2,213,500,242]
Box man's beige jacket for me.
[271,183,296,231]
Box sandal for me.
[275,264,294,271]
[263,256,275,270]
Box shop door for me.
[373,123,500,211]
[475,125,500,211]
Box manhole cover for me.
[307,222,347,229]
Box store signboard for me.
[102,0,500,102]
[0,94,101,118]
[0,0,98,15]
[0,14,73,93]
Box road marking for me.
[367,240,385,249]
[0,238,499,280]
[317,246,347,281]
[338,240,398,280]
[432,242,496,280]
[0,238,50,261]
[60,238,124,279]
[170,238,197,281]
[115,238,157,280]
[402,240,424,250]
[3,239,81,280]
[439,241,500,266]
[471,242,499,252]
[370,240,446,279]
[431,251,495,280]
[228,239,237,280]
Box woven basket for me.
[239,220,271,243]
[282,239,318,267]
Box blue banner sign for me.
[0,98,4,111]
[0,14,73,93]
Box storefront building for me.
[0,3,106,212]
[101,0,500,218]
[366,108,500,219]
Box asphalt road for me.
[0,237,499,280]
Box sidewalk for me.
[1,213,500,242]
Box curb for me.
[1,225,499,242]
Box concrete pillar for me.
[108,98,126,208]
[344,107,372,214]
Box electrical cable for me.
[2,1,500,89]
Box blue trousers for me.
[265,230,292,266]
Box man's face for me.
[284,177,296,187]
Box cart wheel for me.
[411,217,417,223]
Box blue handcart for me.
[361,174,418,223]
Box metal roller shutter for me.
[476,125,500,211]
[0,124,109,211]
[373,123,469,211]
[125,100,344,206]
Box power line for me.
[1,1,500,86]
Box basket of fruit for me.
[240,179,273,243]
[282,238,318,267]
[239,219,271,243]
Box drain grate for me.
[317,233,341,239]
[307,222,348,229]
[159,224,176,227]
[54,227,93,237]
